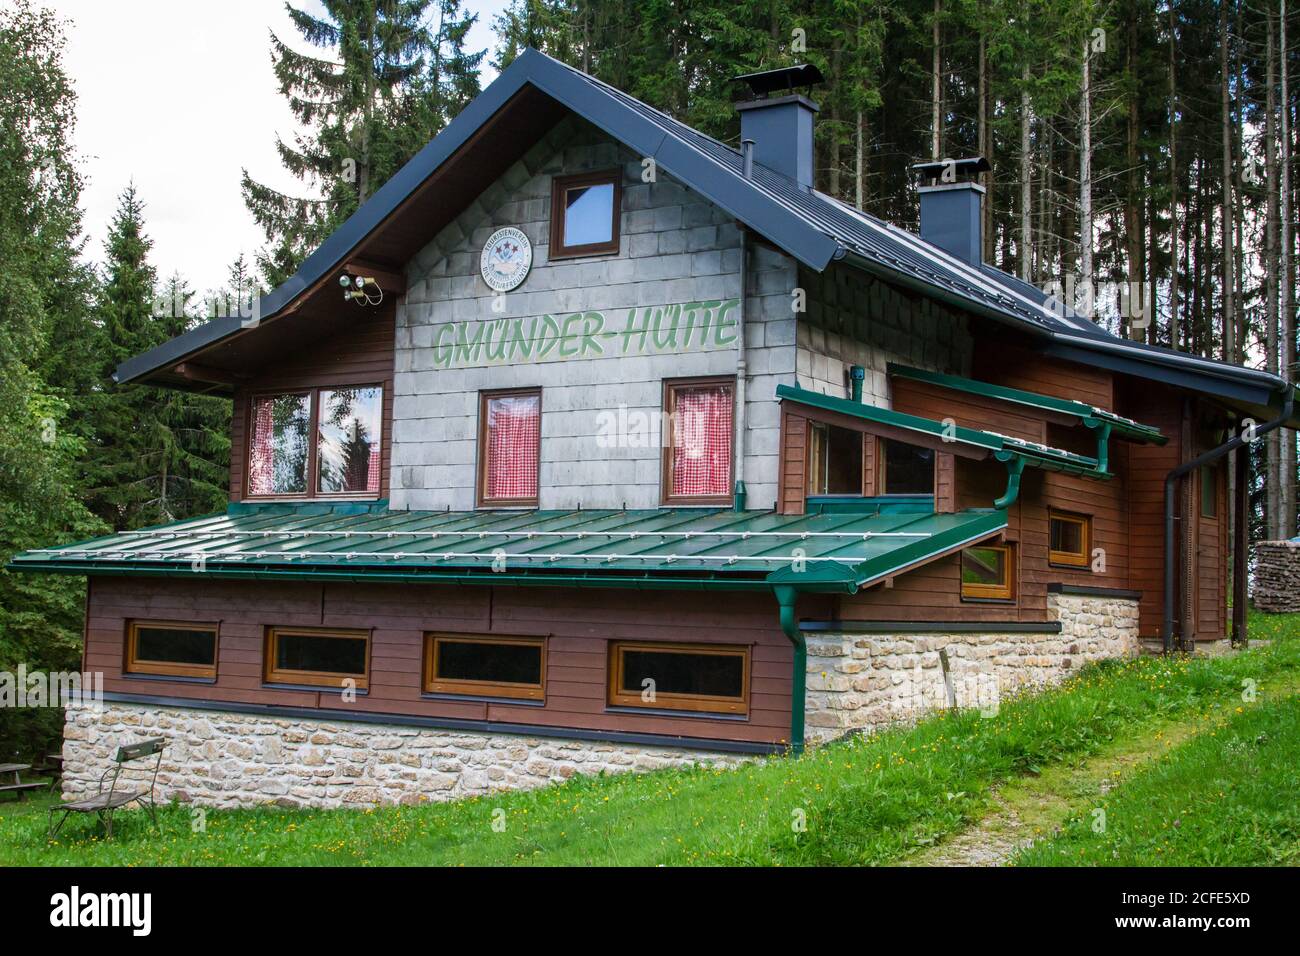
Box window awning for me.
[776,384,1112,479]
[7,505,1008,596]
[886,363,1166,444]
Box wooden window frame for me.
[607,641,750,716]
[477,387,542,508]
[125,620,219,680]
[245,383,384,502]
[549,169,622,259]
[661,376,736,507]
[1200,465,1218,518]
[263,626,370,690]
[878,437,937,497]
[806,422,868,497]
[1048,510,1092,568]
[960,543,1016,602]
[423,634,546,701]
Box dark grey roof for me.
[116,48,1291,413]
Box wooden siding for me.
[778,408,808,514]
[972,344,1114,410]
[86,576,812,747]
[1117,381,1183,638]
[229,307,395,502]
[891,377,1048,444]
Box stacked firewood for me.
[1252,542,1300,612]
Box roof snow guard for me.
[112,48,1293,418]
[8,506,1007,596]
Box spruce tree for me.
[242,0,482,286]
[0,0,104,756]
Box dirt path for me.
[904,668,1300,868]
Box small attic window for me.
[550,170,621,258]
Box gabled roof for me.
[8,506,1007,596]
[116,48,1293,419]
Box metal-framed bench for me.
[48,738,164,839]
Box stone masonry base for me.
[802,593,1141,743]
[61,703,743,810]
[61,594,1138,808]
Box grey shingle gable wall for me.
[393,117,798,511]
[116,46,1287,411]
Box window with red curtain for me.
[481,390,541,505]
[247,386,382,499]
[667,380,733,501]
[248,394,311,496]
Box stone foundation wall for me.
[61,702,744,809]
[802,593,1140,744]
[1251,541,1300,612]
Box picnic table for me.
[0,762,47,802]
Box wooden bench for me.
[48,738,164,839]
[0,763,47,802]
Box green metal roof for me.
[776,384,1112,478]
[7,505,1008,595]
[887,363,1166,444]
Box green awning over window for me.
[8,505,1008,595]
[887,363,1166,444]
[776,383,1112,478]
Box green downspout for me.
[1085,420,1113,474]
[850,364,865,403]
[994,454,1025,509]
[773,584,806,755]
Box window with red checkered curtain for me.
[247,386,382,499]
[482,391,541,504]
[667,381,733,500]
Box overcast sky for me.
[44,0,506,294]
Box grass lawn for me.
[1013,689,1300,866]
[1,614,1297,867]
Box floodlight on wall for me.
[339,272,383,306]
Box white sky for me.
[43,0,507,294]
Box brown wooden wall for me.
[229,307,395,502]
[86,576,809,747]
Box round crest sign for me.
[480,227,533,292]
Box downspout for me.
[773,585,806,755]
[849,364,865,403]
[994,454,1025,509]
[733,228,749,511]
[1163,393,1294,653]
[1085,420,1113,473]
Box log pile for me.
[1252,541,1300,612]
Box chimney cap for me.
[911,156,990,186]
[734,63,825,99]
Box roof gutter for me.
[1163,392,1294,652]
[10,561,774,592]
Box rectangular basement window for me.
[608,642,749,716]
[424,634,546,701]
[550,169,621,258]
[264,627,370,690]
[125,621,218,679]
[961,543,1015,601]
